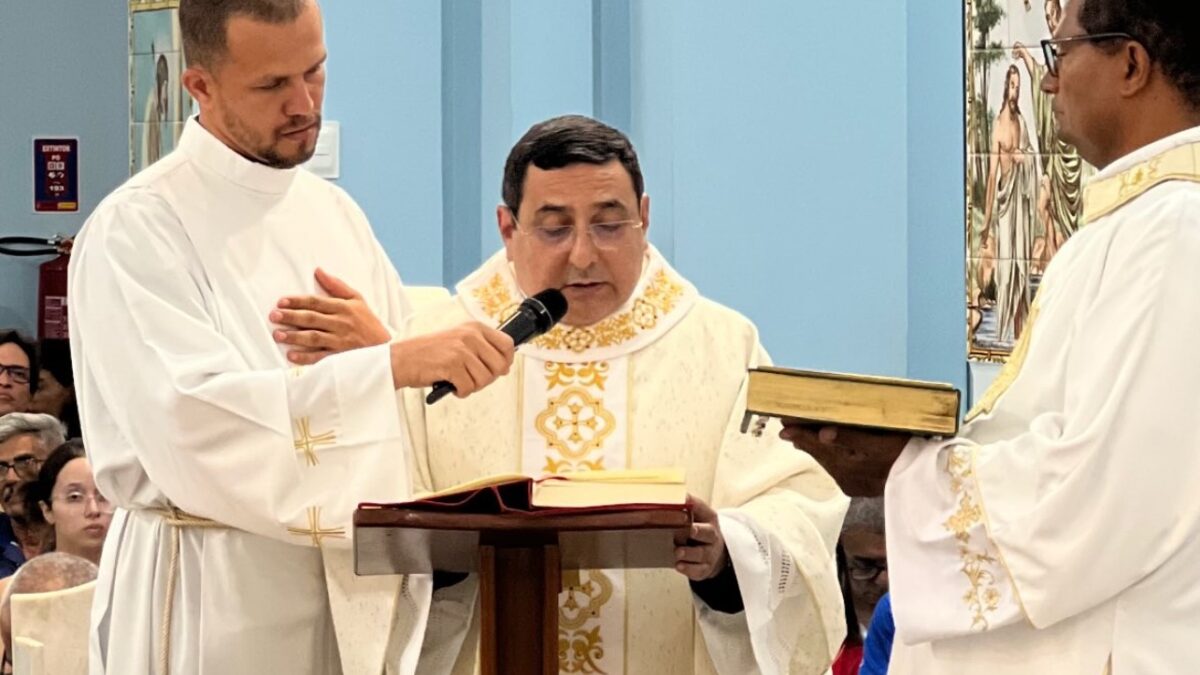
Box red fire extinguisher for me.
[39,241,72,342]
[0,235,73,342]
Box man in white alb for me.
[782,1,1200,672]
[68,1,514,673]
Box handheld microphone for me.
[425,288,568,404]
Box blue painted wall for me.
[0,1,128,335]
[630,1,913,377]
[321,0,444,285]
[906,2,968,392]
[0,1,968,394]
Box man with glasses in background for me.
[275,114,849,674]
[833,497,891,675]
[0,333,36,419]
[0,414,66,577]
[782,0,1200,672]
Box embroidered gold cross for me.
[293,417,336,467]
[287,507,346,549]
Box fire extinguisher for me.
[0,235,73,342]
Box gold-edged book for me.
[742,366,961,437]
[410,468,689,511]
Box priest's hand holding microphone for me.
[269,267,566,399]
[269,270,731,583]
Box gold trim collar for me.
[1083,131,1200,224]
[456,245,698,362]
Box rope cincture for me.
[145,506,228,675]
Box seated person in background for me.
[833,497,888,674]
[0,415,66,576]
[28,343,79,439]
[860,592,895,675]
[842,497,887,636]
[0,551,98,673]
[25,440,111,565]
[0,332,36,418]
[275,114,849,674]
[833,544,864,675]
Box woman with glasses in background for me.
[24,440,112,565]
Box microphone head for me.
[529,288,568,330]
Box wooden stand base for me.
[354,506,693,675]
[479,537,561,675]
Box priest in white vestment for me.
[399,116,848,674]
[69,2,514,673]
[782,1,1200,672]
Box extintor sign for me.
[33,138,79,213]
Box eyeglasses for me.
[51,488,115,514]
[847,557,887,583]
[0,455,42,479]
[513,218,645,251]
[1040,32,1135,77]
[0,364,30,385]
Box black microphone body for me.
[425,289,568,404]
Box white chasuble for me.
[405,247,848,675]
[524,357,629,673]
[520,356,628,672]
[886,126,1200,674]
[70,118,429,675]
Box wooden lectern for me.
[354,505,692,675]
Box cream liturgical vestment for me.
[69,118,430,675]
[404,247,848,675]
[886,125,1200,674]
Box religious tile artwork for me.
[130,0,195,175]
[965,0,1093,360]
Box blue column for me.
[593,0,633,133]
[441,0,484,287]
[628,0,677,261]
[440,0,596,283]
[477,0,514,261]
[905,2,968,394]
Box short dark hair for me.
[38,340,72,391]
[180,0,307,68]
[0,331,38,395]
[25,440,87,541]
[501,115,644,215]
[1080,0,1200,109]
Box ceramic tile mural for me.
[965,0,1093,360]
[129,0,195,175]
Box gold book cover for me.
[742,366,960,437]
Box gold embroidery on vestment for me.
[293,417,336,467]
[287,507,345,549]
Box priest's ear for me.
[1116,39,1155,100]
[639,194,651,237]
[497,204,518,259]
[181,66,216,111]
